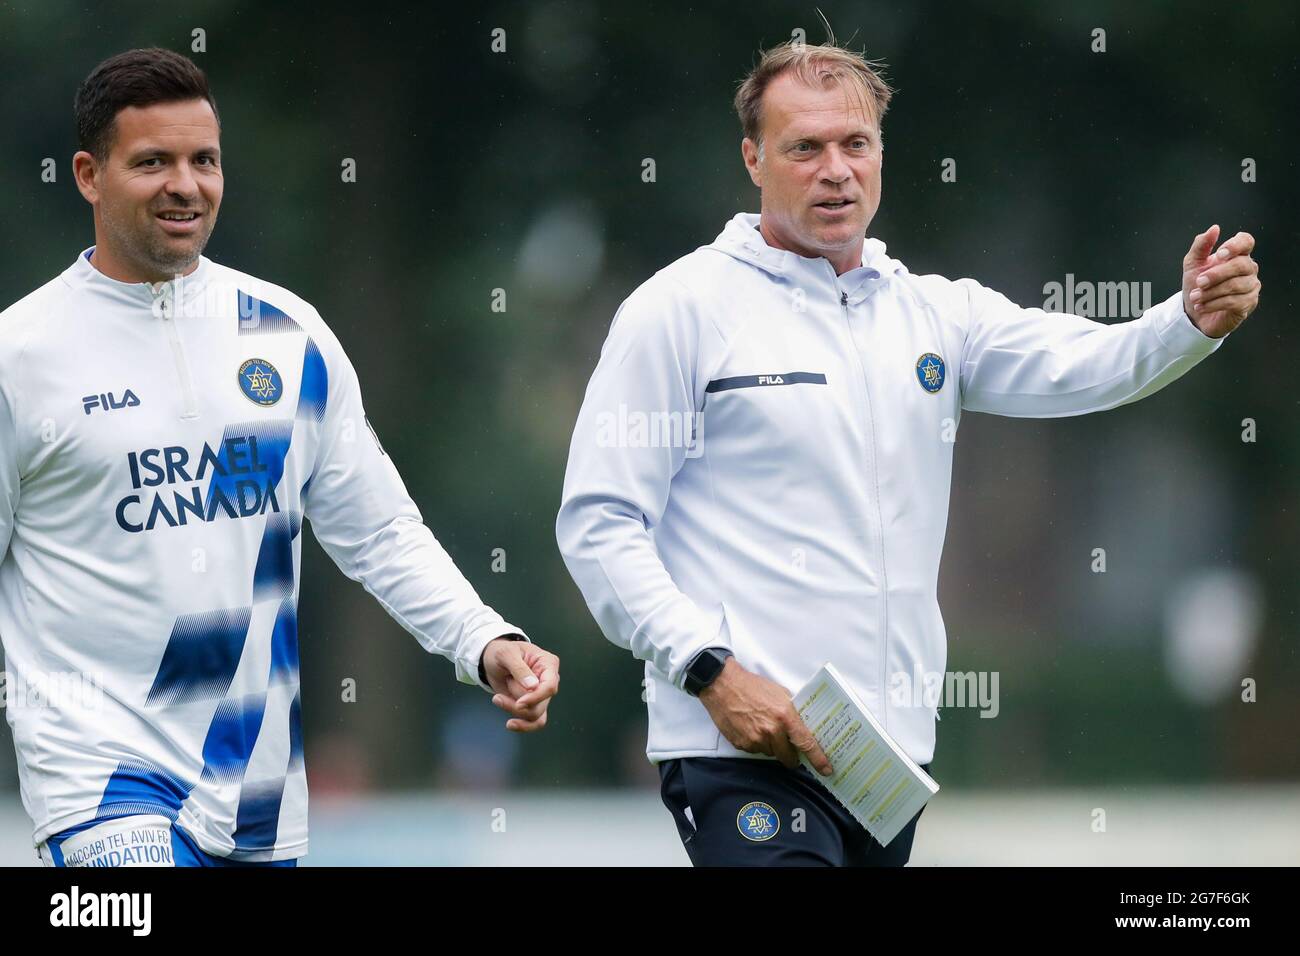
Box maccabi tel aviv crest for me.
[239,357,283,406]
[915,352,946,394]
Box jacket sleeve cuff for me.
[665,606,733,691]
[1151,290,1225,356]
[456,621,531,691]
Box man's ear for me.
[72,151,100,205]
[741,137,762,188]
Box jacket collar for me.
[61,245,215,313]
[707,212,904,305]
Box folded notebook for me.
[794,662,940,847]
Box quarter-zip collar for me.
[707,212,905,305]
[61,246,206,420]
[61,245,214,315]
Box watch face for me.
[687,648,728,694]
[697,651,725,682]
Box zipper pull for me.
[150,280,174,319]
[840,291,848,308]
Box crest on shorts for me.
[916,353,946,393]
[736,801,780,842]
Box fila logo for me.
[756,375,785,385]
[83,390,141,415]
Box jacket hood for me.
[706,212,905,303]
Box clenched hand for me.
[1183,225,1260,338]
[482,636,560,732]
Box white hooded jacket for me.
[557,212,1223,766]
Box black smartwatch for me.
[684,647,733,697]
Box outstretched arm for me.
[960,227,1259,417]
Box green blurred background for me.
[0,0,1295,853]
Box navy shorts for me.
[659,756,930,866]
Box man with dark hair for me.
[556,40,1260,866]
[0,47,560,867]
[71,48,224,281]
[76,46,222,159]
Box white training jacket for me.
[557,212,1224,766]
[0,248,523,861]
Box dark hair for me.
[75,47,220,160]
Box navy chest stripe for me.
[705,371,828,393]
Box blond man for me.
[556,40,1258,866]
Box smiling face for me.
[73,98,223,283]
[741,71,882,275]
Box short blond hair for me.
[734,41,893,147]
